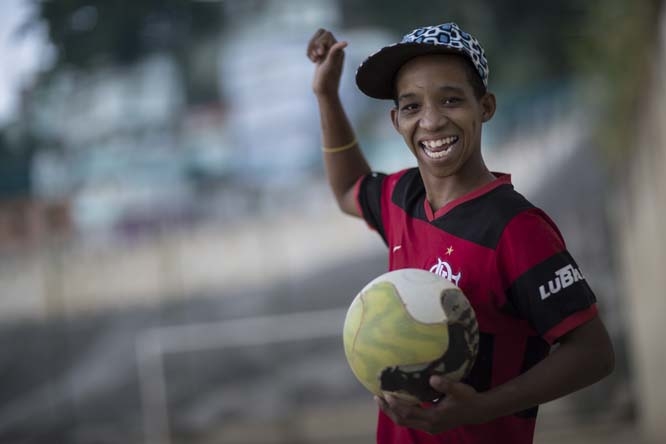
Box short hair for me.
[459,54,487,99]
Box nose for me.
[419,104,446,131]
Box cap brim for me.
[355,42,468,100]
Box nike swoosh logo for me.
[392,245,402,253]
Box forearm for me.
[317,93,371,216]
[481,316,614,421]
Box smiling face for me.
[390,54,496,183]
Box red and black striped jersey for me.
[354,168,598,444]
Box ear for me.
[390,107,400,132]
[480,92,496,123]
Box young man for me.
[306,23,614,444]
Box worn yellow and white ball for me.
[343,268,479,402]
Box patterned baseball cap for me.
[355,23,489,100]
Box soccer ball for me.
[343,268,479,403]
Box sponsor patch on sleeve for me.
[505,251,597,336]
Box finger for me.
[307,29,336,61]
[429,375,453,394]
[384,394,428,421]
[306,28,326,55]
[327,40,348,58]
[375,395,396,420]
[379,398,436,431]
[431,375,475,402]
[374,395,388,410]
[316,40,347,66]
[383,392,418,408]
[316,34,337,59]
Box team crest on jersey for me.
[429,258,462,286]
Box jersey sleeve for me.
[354,172,388,245]
[496,209,597,344]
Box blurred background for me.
[0,0,664,443]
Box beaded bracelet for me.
[322,138,357,153]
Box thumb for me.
[325,41,348,61]
[431,375,476,401]
[429,375,461,397]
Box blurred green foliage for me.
[31,0,662,119]
[35,0,223,69]
[340,0,591,91]
[575,0,663,168]
[2,0,661,198]
[33,0,225,105]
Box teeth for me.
[424,147,451,159]
[420,136,458,159]
[422,136,458,149]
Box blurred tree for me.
[0,137,32,199]
[0,1,228,205]
[339,0,591,91]
[572,0,663,168]
[32,0,225,105]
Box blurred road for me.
[0,244,388,443]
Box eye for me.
[443,97,462,106]
[400,103,419,113]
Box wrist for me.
[315,90,342,104]
[479,395,502,424]
[464,391,498,425]
[476,385,525,423]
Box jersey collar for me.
[424,173,512,221]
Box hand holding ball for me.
[343,268,479,403]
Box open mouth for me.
[419,136,459,159]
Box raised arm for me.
[307,29,371,217]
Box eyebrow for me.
[397,85,466,102]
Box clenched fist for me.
[306,28,348,98]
